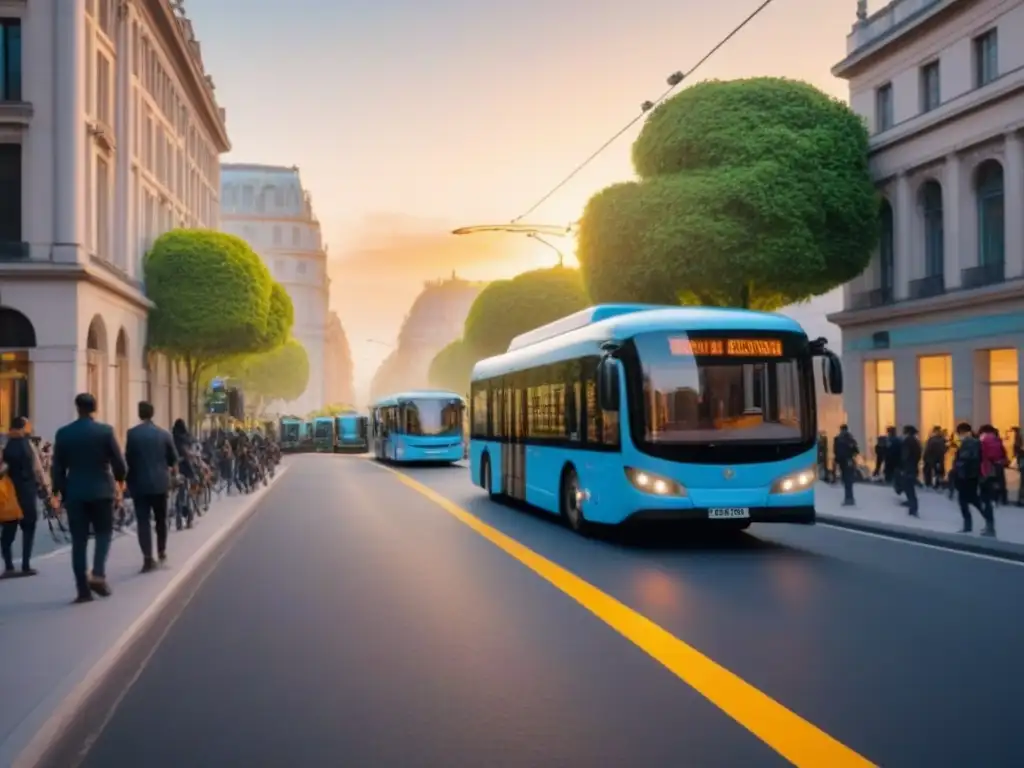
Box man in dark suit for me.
[124,401,178,572]
[50,393,128,603]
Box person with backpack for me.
[978,425,1005,534]
[952,422,993,536]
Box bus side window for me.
[564,361,579,441]
[582,358,602,445]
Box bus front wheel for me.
[560,466,590,535]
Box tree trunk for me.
[739,284,751,309]
[184,356,206,433]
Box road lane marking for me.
[374,463,876,767]
[818,523,1024,566]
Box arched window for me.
[920,181,943,278]
[976,160,1004,268]
[879,199,895,297]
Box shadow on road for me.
[489,497,814,557]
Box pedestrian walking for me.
[0,417,49,576]
[901,425,921,517]
[50,393,128,603]
[832,424,859,506]
[124,401,179,572]
[951,421,993,536]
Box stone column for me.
[894,349,919,429]
[113,2,133,272]
[943,153,963,290]
[53,1,86,263]
[951,348,975,427]
[29,346,81,441]
[1003,131,1024,279]
[894,173,912,299]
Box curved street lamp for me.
[451,222,577,266]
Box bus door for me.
[503,383,527,500]
[357,416,369,448]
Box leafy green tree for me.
[577,77,878,310]
[307,403,359,418]
[428,339,477,396]
[144,229,273,426]
[463,266,589,356]
[231,338,310,415]
[261,282,294,350]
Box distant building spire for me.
[856,0,867,21]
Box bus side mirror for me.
[821,352,843,395]
[598,358,620,411]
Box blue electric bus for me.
[468,304,842,533]
[370,390,466,463]
[334,413,369,452]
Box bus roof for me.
[472,305,807,380]
[371,389,465,407]
[312,415,335,422]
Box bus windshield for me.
[633,332,811,445]
[281,422,300,440]
[338,416,358,436]
[313,421,332,438]
[404,399,462,436]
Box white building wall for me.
[0,0,229,441]
[831,0,1024,456]
[219,164,330,416]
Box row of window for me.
[875,28,998,133]
[872,158,1004,302]
[864,349,1019,452]
[1,18,22,103]
[222,184,305,214]
[470,357,620,447]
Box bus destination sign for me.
[669,338,784,357]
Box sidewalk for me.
[815,479,1024,561]
[0,467,288,768]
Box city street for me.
[63,454,1023,767]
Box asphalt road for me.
[69,455,1023,767]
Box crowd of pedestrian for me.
[822,421,1022,538]
[0,392,279,604]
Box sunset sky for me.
[186,0,870,398]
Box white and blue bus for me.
[334,413,369,452]
[370,390,466,463]
[468,305,842,533]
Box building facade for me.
[219,164,329,415]
[830,0,1024,449]
[0,0,228,440]
[323,310,354,407]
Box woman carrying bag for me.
[1,417,48,576]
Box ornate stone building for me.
[0,0,228,439]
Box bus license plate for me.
[707,508,750,519]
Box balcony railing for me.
[0,241,30,260]
[908,274,944,300]
[961,261,1004,289]
[848,286,894,310]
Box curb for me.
[817,512,1024,564]
[12,465,290,768]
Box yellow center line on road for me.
[374,462,876,767]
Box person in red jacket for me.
[978,425,1005,537]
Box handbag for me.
[0,469,24,523]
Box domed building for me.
[219,164,328,415]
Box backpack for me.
[957,437,981,479]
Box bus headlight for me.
[625,467,686,496]
[770,466,816,494]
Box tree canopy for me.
[144,229,277,425]
[427,339,476,396]
[462,266,589,357]
[307,403,359,418]
[235,338,310,409]
[260,282,294,351]
[576,77,878,310]
[144,229,273,357]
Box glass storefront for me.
[987,348,1019,452]
[0,351,30,429]
[919,355,954,435]
[867,359,895,438]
